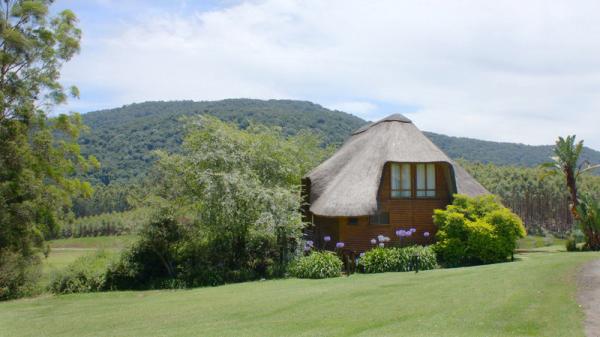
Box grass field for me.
[2,247,598,337]
[48,235,136,250]
[517,235,566,250]
[38,236,135,288]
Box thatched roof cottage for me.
[302,113,488,252]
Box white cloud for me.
[61,0,600,149]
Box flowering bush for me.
[433,194,526,267]
[358,246,437,273]
[289,251,343,279]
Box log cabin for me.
[301,113,489,253]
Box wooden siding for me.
[312,162,453,252]
[312,216,340,249]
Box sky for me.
[54,0,600,149]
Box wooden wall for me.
[312,162,453,252]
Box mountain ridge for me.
[79,99,600,184]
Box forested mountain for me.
[80,99,600,185]
[80,99,364,184]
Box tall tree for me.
[0,0,96,299]
[542,135,600,249]
[542,136,599,218]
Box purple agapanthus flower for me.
[336,242,345,249]
[306,240,314,247]
[397,230,407,237]
[423,231,430,237]
[377,234,385,242]
[378,242,385,248]
[359,252,366,257]
[324,236,331,242]
[405,230,412,237]
[410,228,417,233]
[304,245,311,252]
[370,238,377,245]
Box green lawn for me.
[517,235,566,250]
[2,250,598,337]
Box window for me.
[416,163,436,197]
[391,163,411,198]
[348,217,359,225]
[370,212,389,225]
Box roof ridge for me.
[352,113,412,135]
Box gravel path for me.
[578,259,600,337]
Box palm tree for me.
[542,135,600,249]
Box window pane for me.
[426,190,436,197]
[391,163,400,190]
[427,164,436,190]
[392,191,411,198]
[416,164,425,190]
[401,164,411,190]
[370,212,389,225]
[416,190,426,197]
[381,212,389,224]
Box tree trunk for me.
[566,169,579,220]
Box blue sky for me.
[54,0,600,149]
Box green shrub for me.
[105,210,293,290]
[104,213,185,290]
[565,237,578,252]
[433,195,526,267]
[289,251,342,279]
[358,247,401,273]
[403,246,437,271]
[358,246,437,273]
[576,194,600,251]
[0,251,41,300]
[49,251,114,294]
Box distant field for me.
[4,247,598,337]
[48,235,136,249]
[38,236,135,288]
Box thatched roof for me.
[304,113,489,217]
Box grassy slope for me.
[2,251,598,337]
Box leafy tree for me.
[0,1,95,299]
[108,117,332,289]
[152,116,332,277]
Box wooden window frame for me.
[416,163,436,198]
[390,162,438,199]
[390,163,412,199]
